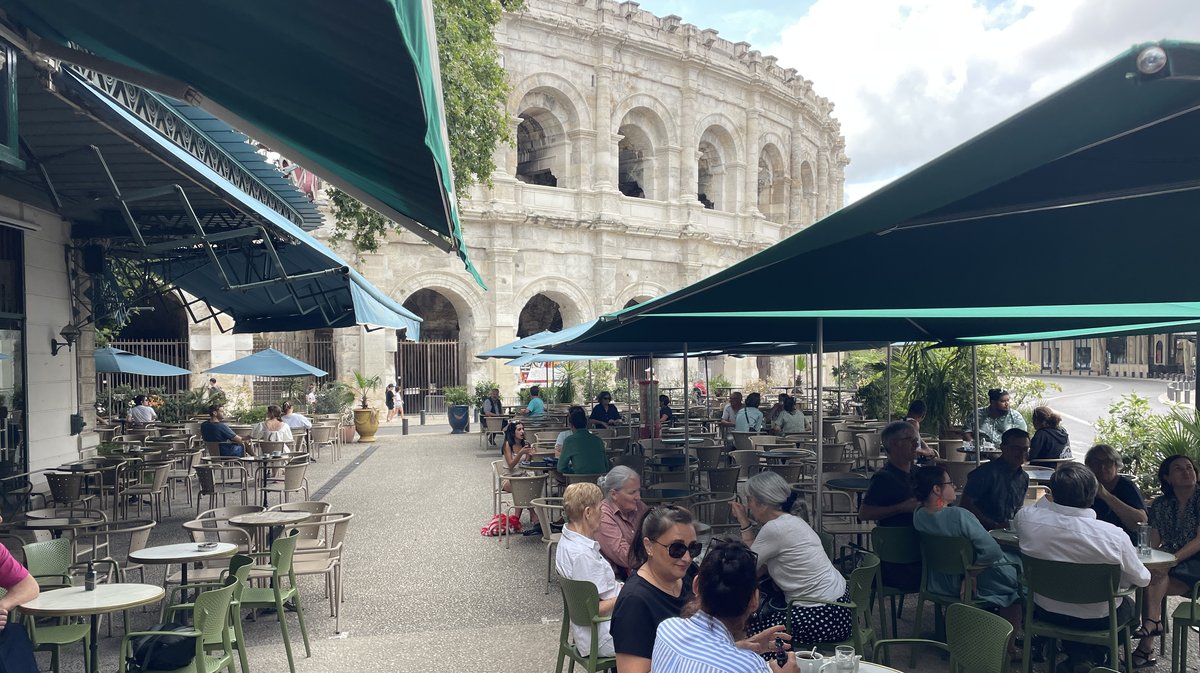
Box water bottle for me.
[84,560,97,591]
[1137,522,1152,559]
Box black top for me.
[1029,426,1070,462]
[659,405,674,425]
[200,420,238,453]
[590,403,621,425]
[385,389,395,404]
[962,458,1029,526]
[1091,475,1145,543]
[862,462,916,527]
[611,566,697,659]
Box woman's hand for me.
[731,501,750,527]
[769,652,798,673]
[737,624,791,654]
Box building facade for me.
[331,0,847,399]
[1025,334,1196,379]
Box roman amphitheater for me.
[120,0,848,407]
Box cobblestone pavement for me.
[29,425,1186,672]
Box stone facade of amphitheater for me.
[168,0,847,404]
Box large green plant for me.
[444,386,472,406]
[1094,393,1162,494]
[472,379,498,408]
[313,382,355,416]
[352,371,382,409]
[555,363,578,404]
[581,360,617,404]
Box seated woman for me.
[611,506,784,673]
[653,539,796,673]
[771,395,809,436]
[733,471,851,645]
[251,405,295,449]
[500,421,540,536]
[1137,454,1200,667]
[555,483,621,658]
[1084,444,1146,542]
[280,401,313,430]
[733,393,765,433]
[1029,406,1071,466]
[911,464,1022,658]
[596,466,649,580]
[658,395,673,435]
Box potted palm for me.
[352,371,382,443]
[444,386,472,434]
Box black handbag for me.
[125,622,196,673]
[752,575,790,626]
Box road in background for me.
[1032,375,1174,451]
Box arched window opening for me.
[518,294,564,338]
[515,112,563,187]
[402,289,460,341]
[617,125,651,199]
[758,144,787,224]
[697,142,721,210]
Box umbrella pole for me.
[886,344,893,422]
[815,318,824,531]
[973,345,981,467]
[704,357,711,418]
[683,344,690,491]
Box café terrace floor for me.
[38,422,1188,673]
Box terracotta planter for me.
[340,425,357,444]
[353,407,380,443]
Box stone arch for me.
[818,154,831,219]
[613,281,669,313]
[392,272,489,395]
[697,123,739,212]
[611,93,677,146]
[614,95,675,201]
[758,143,788,224]
[512,80,589,190]
[510,73,592,130]
[514,276,594,333]
[799,160,816,225]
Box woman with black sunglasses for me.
[611,507,786,673]
[654,539,796,673]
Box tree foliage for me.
[330,0,519,251]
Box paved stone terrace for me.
[28,423,1189,672]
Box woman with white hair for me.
[732,471,851,644]
[556,482,621,658]
[596,465,648,579]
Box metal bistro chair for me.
[480,416,506,449]
[503,474,548,549]
[530,497,564,594]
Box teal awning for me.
[611,41,1200,328]
[2,0,483,286]
[206,348,327,377]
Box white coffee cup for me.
[795,652,825,673]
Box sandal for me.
[1134,618,1163,639]
[1133,644,1158,669]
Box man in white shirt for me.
[127,395,157,425]
[1015,463,1150,671]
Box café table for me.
[1023,466,1054,482]
[826,476,872,509]
[229,510,309,550]
[660,436,704,445]
[17,515,104,539]
[129,542,237,611]
[20,583,164,673]
[762,449,812,463]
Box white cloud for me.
[758,0,1200,199]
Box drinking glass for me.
[835,646,855,672]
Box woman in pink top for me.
[597,466,649,579]
[0,514,39,633]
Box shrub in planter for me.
[444,386,472,434]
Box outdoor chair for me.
[309,424,337,461]
[728,449,761,481]
[610,453,644,479]
[268,500,332,549]
[240,531,312,673]
[163,555,253,673]
[530,497,564,594]
[791,552,879,657]
[283,512,354,632]
[1020,554,1135,673]
[120,577,239,673]
[194,463,249,515]
[491,460,511,517]
[694,444,723,469]
[641,482,694,508]
[480,416,506,448]
[503,474,548,548]
[263,459,310,505]
[875,602,1013,673]
[914,532,1015,662]
[731,431,757,452]
[853,433,885,470]
[563,472,604,487]
[690,491,738,537]
[1171,577,1200,673]
[44,471,94,509]
[703,465,740,494]
[71,519,156,583]
[167,448,203,506]
[766,461,805,483]
[555,578,617,673]
[872,525,921,639]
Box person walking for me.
[385,383,398,422]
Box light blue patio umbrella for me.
[94,347,190,376]
[206,347,327,377]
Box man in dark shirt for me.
[200,405,250,457]
[860,421,921,591]
[589,391,622,429]
[962,428,1031,530]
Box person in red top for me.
[0,513,40,667]
[597,465,649,580]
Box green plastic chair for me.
[555,577,617,673]
[240,531,311,673]
[914,532,999,644]
[119,579,238,673]
[165,554,255,673]
[871,525,920,639]
[22,538,74,589]
[1020,554,1135,673]
[5,581,89,673]
[1169,578,1200,673]
[791,552,880,657]
[874,602,1014,673]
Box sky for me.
[636,0,1200,203]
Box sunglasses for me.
[652,539,703,559]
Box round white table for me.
[21,584,164,673]
[230,510,309,549]
[130,542,237,610]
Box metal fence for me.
[252,334,336,405]
[395,339,461,413]
[104,339,190,394]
